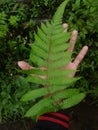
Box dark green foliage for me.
[0,76,33,123]
[0,0,35,123]
[21,0,86,119]
[64,0,98,95]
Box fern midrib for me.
[46,25,53,89]
[46,23,63,106]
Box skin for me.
[18,23,88,78]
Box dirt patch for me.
[69,102,98,130]
[0,119,34,130]
[0,101,98,130]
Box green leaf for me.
[48,69,75,77]
[26,76,47,85]
[31,45,48,60]
[21,87,47,101]
[51,44,69,53]
[37,27,49,43]
[53,0,70,23]
[41,22,51,35]
[30,53,46,67]
[73,0,80,10]
[19,68,46,75]
[49,52,72,61]
[34,34,48,51]
[24,98,53,117]
[60,93,86,109]
[51,33,71,46]
[47,77,79,86]
[48,58,70,69]
[53,89,80,100]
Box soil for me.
[69,101,98,130]
[0,101,98,130]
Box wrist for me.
[36,110,70,130]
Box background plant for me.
[0,0,35,123]
[65,0,98,96]
[0,76,33,123]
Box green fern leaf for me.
[20,68,46,76]
[21,87,47,101]
[48,59,70,69]
[26,76,47,85]
[21,0,86,119]
[52,89,80,100]
[30,53,46,67]
[34,33,48,51]
[24,98,56,118]
[52,0,70,24]
[48,69,75,77]
[31,45,48,60]
[60,93,86,109]
[21,84,78,102]
[49,51,71,61]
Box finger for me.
[73,46,88,67]
[18,61,47,70]
[68,30,78,52]
[18,61,34,70]
[63,23,68,32]
[31,74,47,79]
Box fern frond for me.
[21,0,86,119]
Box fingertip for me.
[63,23,68,28]
[63,23,68,32]
[82,46,89,54]
[72,30,78,35]
[17,61,25,67]
[83,45,89,50]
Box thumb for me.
[17,61,33,70]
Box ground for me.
[69,101,98,130]
[0,101,98,130]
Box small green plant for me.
[0,76,33,123]
[0,12,8,39]
[21,0,86,120]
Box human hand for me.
[18,23,88,78]
[62,23,88,77]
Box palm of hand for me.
[18,23,88,79]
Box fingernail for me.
[84,46,88,50]
[17,61,25,67]
[73,30,78,35]
[63,23,68,28]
